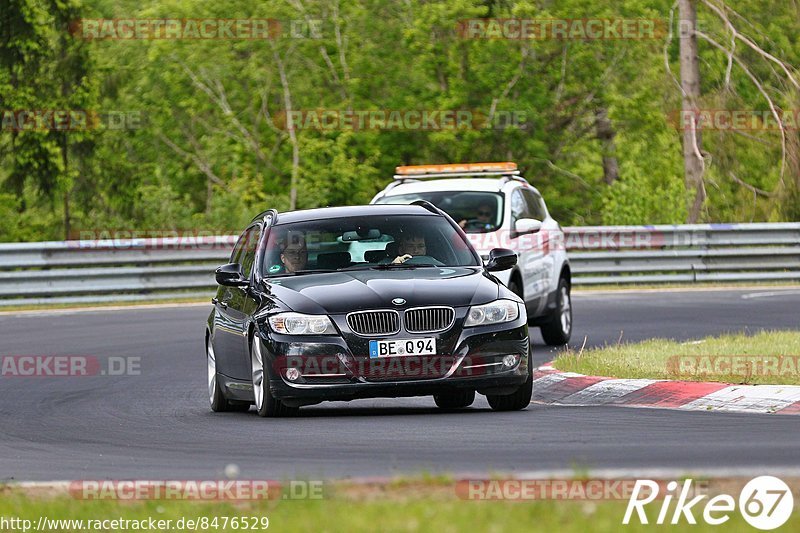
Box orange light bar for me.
[395,162,517,175]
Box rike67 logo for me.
[624,476,794,530]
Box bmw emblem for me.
[392,298,406,306]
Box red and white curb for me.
[533,364,800,415]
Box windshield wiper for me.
[339,263,437,271]
[269,269,337,277]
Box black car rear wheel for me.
[433,390,475,409]
[486,352,533,411]
[251,335,298,418]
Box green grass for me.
[1,491,797,532]
[554,330,800,385]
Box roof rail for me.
[410,199,441,214]
[250,208,279,225]
[500,174,530,186]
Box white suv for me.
[371,162,572,345]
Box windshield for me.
[374,192,503,233]
[261,215,480,277]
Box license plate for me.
[369,338,436,358]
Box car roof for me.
[377,177,536,197]
[264,204,438,225]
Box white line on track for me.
[575,285,800,297]
[741,289,800,299]
[0,301,209,317]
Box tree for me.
[679,0,705,223]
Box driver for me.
[279,231,308,273]
[459,202,494,230]
[390,233,427,264]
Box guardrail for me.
[0,223,798,306]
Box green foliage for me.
[2,0,800,242]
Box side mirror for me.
[485,248,517,272]
[215,263,249,287]
[514,218,542,236]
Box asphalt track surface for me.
[1,287,799,482]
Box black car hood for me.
[264,267,499,315]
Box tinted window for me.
[375,192,504,233]
[261,215,479,276]
[230,231,248,265]
[240,225,261,278]
[510,189,528,226]
[521,189,547,220]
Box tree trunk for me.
[783,96,800,220]
[274,50,299,211]
[679,0,705,223]
[595,107,619,185]
[61,135,71,240]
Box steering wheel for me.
[462,219,493,231]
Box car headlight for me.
[464,300,520,327]
[268,313,337,335]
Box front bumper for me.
[247,315,530,404]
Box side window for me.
[510,190,527,226]
[240,225,261,278]
[230,231,248,265]
[522,189,547,221]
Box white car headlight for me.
[464,300,520,327]
[268,313,337,335]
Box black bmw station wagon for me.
[206,202,532,417]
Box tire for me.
[486,350,533,412]
[540,277,572,346]
[208,339,250,413]
[251,335,299,418]
[508,278,523,300]
[434,390,476,409]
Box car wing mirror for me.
[215,263,249,287]
[514,218,542,236]
[485,248,517,272]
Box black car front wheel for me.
[251,335,298,418]
[434,390,476,409]
[208,340,250,412]
[486,354,533,412]
[540,277,572,346]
